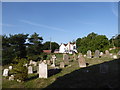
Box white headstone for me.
[39,62,47,78]
[28,66,33,74]
[100,52,103,56]
[9,66,12,70]
[3,69,9,76]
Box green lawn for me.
[2,55,120,88]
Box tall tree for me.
[27,32,43,55]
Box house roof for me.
[43,50,51,53]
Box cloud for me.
[20,19,67,32]
[0,23,16,27]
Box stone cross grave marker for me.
[3,69,9,76]
[63,54,69,64]
[39,62,47,78]
[51,55,56,67]
[94,50,100,58]
[28,66,33,74]
[78,55,86,67]
[87,50,92,58]
[60,62,65,68]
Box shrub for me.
[11,58,28,81]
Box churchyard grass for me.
[2,54,119,88]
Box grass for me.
[2,54,120,88]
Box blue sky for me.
[2,2,118,44]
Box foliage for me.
[11,58,28,81]
[42,41,59,52]
[76,32,110,54]
[109,34,120,47]
[27,32,43,55]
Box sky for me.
[2,2,118,44]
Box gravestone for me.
[60,62,65,68]
[39,62,47,78]
[3,69,9,76]
[51,55,56,67]
[100,52,103,56]
[94,50,100,58]
[32,61,37,66]
[78,53,82,59]
[9,66,12,70]
[117,51,120,55]
[63,54,69,64]
[37,66,39,73]
[73,53,77,60]
[9,75,14,81]
[29,60,33,65]
[84,54,86,57]
[47,60,51,65]
[113,55,117,59]
[100,64,108,73]
[105,50,110,56]
[28,66,33,74]
[87,50,92,58]
[78,55,86,67]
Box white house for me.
[59,42,77,54]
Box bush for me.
[11,58,28,81]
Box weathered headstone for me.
[63,54,69,64]
[60,62,65,68]
[87,50,92,58]
[28,66,33,74]
[3,69,9,76]
[9,66,12,70]
[78,53,82,59]
[78,55,86,67]
[32,61,37,66]
[9,75,14,81]
[94,50,100,58]
[73,53,77,60]
[39,62,47,78]
[29,60,33,65]
[100,64,108,73]
[113,55,117,59]
[105,50,110,56]
[47,60,51,65]
[117,51,120,55]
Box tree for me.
[42,41,59,52]
[27,32,43,56]
[9,34,29,58]
[76,32,109,54]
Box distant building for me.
[43,50,51,53]
[59,42,77,54]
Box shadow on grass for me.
[48,69,62,77]
[44,58,120,88]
